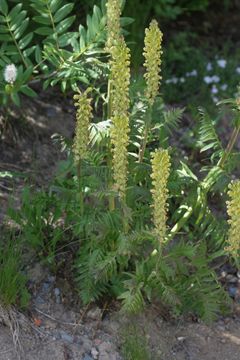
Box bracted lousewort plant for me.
[72,88,93,214]
[150,149,171,247]
[225,180,240,263]
[139,20,163,162]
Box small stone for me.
[91,347,99,359]
[177,336,186,342]
[82,337,93,352]
[226,275,238,283]
[98,341,112,353]
[42,282,51,292]
[60,331,74,343]
[87,308,102,320]
[237,271,240,279]
[94,339,102,346]
[228,286,237,298]
[54,288,61,304]
[83,355,94,360]
[35,295,45,305]
[54,288,61,296]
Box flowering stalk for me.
[106,0,122,53]
[225,180,240,263]
[151,149,170,247]
[139,20,163,162]
[72,88,93,214]
[110,37,131,203]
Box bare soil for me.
[0,90,240,360]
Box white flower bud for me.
[4,64,17,84]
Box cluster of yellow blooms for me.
[72,89,93,162]
[225,180,240,257]
[143,20,163,105]
[110,37,131,199]
[106,0,121,52]
[151,149,171,245]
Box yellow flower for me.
[72,89,93,162]
[225,180,240,257]
[106,0,122,52]
[151,149,170,244]
[110,37,131,199]
[143,20,163,105]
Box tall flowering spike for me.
[151,149,171,244]
[143,20,163,105]
[72,89,93,162]
[225,180,240,257]
[106,0,122,52]
[110,37,131,199]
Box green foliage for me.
[0,0,110,106]
[120,324,151,360]
[8,187,65,265]
[0,230,30,308]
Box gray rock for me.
[54,288,61,304]
[60,331,74,343]
[81,336,92,352]
[83,355,94,360]
[35,295,45,305]
[87,307,102,320]
[226,275,238,283]
[91,347,99,359]
[229,286,237,298]
[98,342,112,353]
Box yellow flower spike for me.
[225,180,240,257]
[110,37,131,199]
[151,149,171,245]
[106,0,122,52]
[143,20,163,105]
[72,88,93,163]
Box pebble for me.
[98,341,112,353]
[83,355,94,360]
[91,347,99,359]
[228,286,237,298]
[60,331,74,343]
[226,275,238,283]
[177,336,186,342]
[87,308,102,320]
[54,288,61,304]
[35,295,45,305]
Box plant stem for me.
[218,125,240,168]
[167,205,193,242]
[138,106,152,163]
[6,19,28,68]
[107,80,115,211]
[77,160,84,216]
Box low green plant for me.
[120,324,151,360]
[0,229,29,308]
[8,187,65,266]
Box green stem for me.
[167,205,193,242]
[107,80,115,211]
[47,3,60,51]
[6,19,27,68]
[138,106,152,162]
[77,160,84,215]
[218,125,240,168]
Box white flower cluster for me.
[4,64,17,84]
